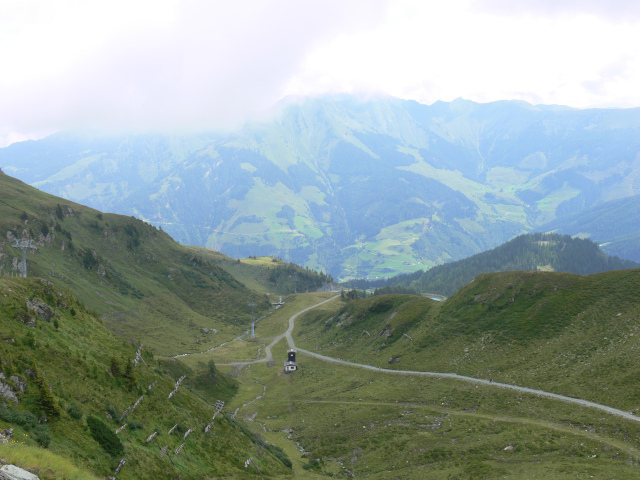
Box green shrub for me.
[67,402,83,420]
[128,419,143,430]
[123,359,136,390]
[266,444,292,468]
[86,415,124,456]
[302,458,322,471]
[33,423,51,448]
[106,405,118,422]
[0,404,37,430]
[109,357,121,377]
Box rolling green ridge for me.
[349,232,639,297]
[0,276,291,479]
[295,269,640,410]
[4,250,640,477]
[0,172,269,356]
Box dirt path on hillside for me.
[224,294,640,424]
[220,294,341,367]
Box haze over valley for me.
[4,95,640,280]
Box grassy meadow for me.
[213,279,640,478]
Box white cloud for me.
[0,0,388,139]
[472,0,640,22]
[286,0,640,108]
[2,0,640,146]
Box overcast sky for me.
[2,0,640,146]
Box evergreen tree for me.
[123,358,136,389]
[34,376,61,417]
[110,356,121,377]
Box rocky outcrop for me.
[0,380,19,404]
[10,376,26,393]
[0,428,14,445]
[15,311,35,328]
[26,299,54,322]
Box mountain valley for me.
[2,93,640,478]
[4,96,640,280]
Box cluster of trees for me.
[262,259,333,293]
[109,356,137,390]
[372,285,421,296]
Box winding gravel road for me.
[225,294,640,423]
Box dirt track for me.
[224,294,640,423]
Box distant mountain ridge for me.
[3,95,640,279]
[347,232,639,296]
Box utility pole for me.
[13,239,34,277]
[247,302,257,338]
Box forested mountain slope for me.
[356,233,639,296]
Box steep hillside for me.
[295,269,640,411]
[0,172,268,355]
[4,96,640,279]
[539,194,640,262]
[0,276,291,479]
[189,249,334,295]
[356,233,639,296]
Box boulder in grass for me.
[26,299,54,322]
[0,464,41,480]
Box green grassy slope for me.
[0,276,291,479]
[0,172,268,355]
[295,269,640,411]
[220,293,640,479]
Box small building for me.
[284,349,298,373]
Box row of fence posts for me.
[109,346,228,477]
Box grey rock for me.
[0,464,41,480]
[26,299,54,321]
[9,376,25,393]
[15,311,36,328]
[0,381,19,404]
